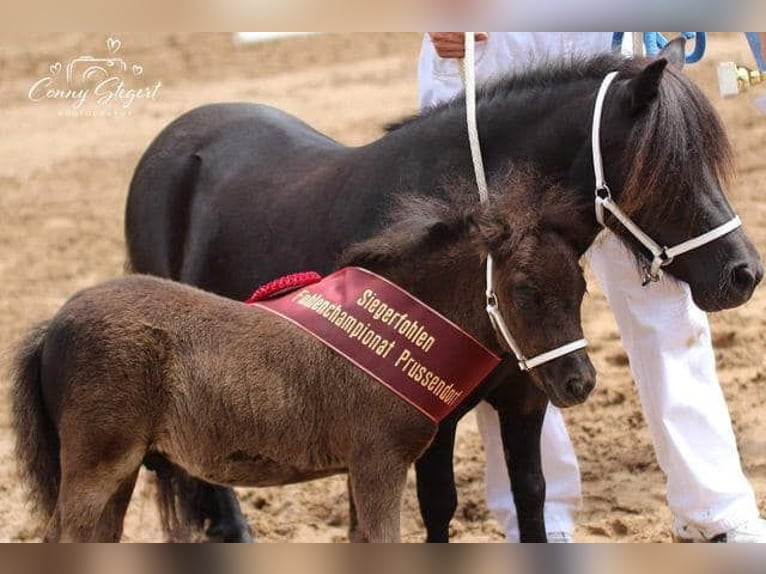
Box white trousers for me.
[477,232,757,540]
[418,33,758,540]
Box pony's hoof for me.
[205,523,254,543]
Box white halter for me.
[592,71,742,285]
[461,33,587,372]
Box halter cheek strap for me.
[484,254,588,371]
[592,71,742,285]
[462,33,587,372]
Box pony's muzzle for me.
[730,261,763,300]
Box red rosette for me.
[245,271,323,304]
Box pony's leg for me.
[149,460,253,542]
[488,376,549,542]
[92,469,140,542]
[43,508,62,543]
[347,476,363,543]
[415,421,459,543]
[204,485,254,542]
[56,446,145,542]
[348,454,408,543]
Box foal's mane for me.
[340,169,580,268]
[387,52,734,228]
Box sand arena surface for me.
[0,33,764,542]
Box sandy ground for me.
[0,33,764,543]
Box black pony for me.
[125,42,761,542]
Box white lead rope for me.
[460,35,490,206]
[461,32,587,372]
[591,72,742,285]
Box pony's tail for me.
[10,321,60,521]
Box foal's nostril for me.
[732,264,758,293]
[563,373,596,403]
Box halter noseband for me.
[592,71,742,286]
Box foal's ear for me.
[628,58,667,114]
[472,213,514,255]
[658,36,686,70]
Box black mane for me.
[384,50,734,235]
[386,52,637,133]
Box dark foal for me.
[124,43,761,542]
[13,186,594,542]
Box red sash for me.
[249,267,500,422]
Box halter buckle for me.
[641,267,662,287]
[595,185,611,201]
[658,247,674,266]
[642,248,674,286]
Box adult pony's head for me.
[404,39,761,311]
[341,171,596,408]
[577,40,761,310]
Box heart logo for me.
[107,37,121,54]
[49,62,62,75]
[132,64,143,77]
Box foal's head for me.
[474,177,596,407]
[342,171,596,407]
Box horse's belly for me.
[184,449,346,488]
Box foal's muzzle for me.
[533,351,597,409]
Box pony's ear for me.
[628,58,667,114]
[658,36,686,70]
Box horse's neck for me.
[356,92,598,253]
[366,89,588,187]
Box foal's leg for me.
[43,508,62,543]
[415,421,459,543]
[347,476,363,543]
[487,375,549,542]
[92,469,140,542]
[348,454,408,543]
[56,447,145,542]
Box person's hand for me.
[428,33,488,59]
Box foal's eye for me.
[512,283,539,310]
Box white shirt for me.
[418,32,615,109]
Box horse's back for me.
[40,275,247,414]
[125,103,347,292]
[132,102,342,167]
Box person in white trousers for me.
[418,32,766,543]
